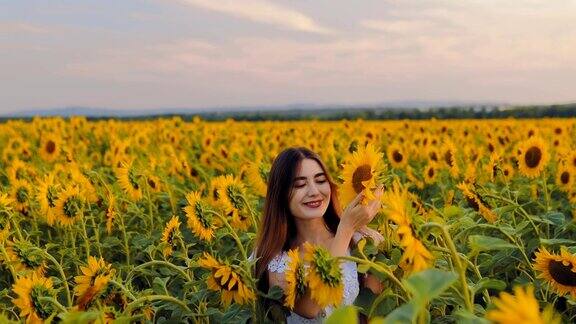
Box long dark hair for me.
[253,147,342,292]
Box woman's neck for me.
[292,217,334,248]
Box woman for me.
[252,147,384,323]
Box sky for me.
[1,0,575,113]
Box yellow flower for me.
[198,252,256,306]
[533,247,576,298]
[215,175,251,231]
[74,256,115,310]
[245,156,270,197]
[381,181,411,227]
[486,285,561,324]
[6,239,46,276]
[340,143,385,206]
[39,133,61,162]
[160,215,181,257]
[555,164,573,192]
[36,174,60,226]
[516,137,549,178]
[12,273,56,324]
[442,140,460,178]
[423,163,438,185]
[387,143,408,169]
[397,225,433,274]
[54,185,85,226]
[105,191,116,235]
[303,242,343,308]
[0,192,14,242]
[10,179,33,213]
[183,192,215,242]
[456,182,497,223]
[284,247,306,309]
[115,160,142,201]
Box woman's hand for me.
[339,186,384,233]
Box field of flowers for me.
[0,116,575,323]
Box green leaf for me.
[152,277,170,295]
[443,205,462,218]
[543,212,566,226]
[325,305,358,324]
[471,278,506,295]
[539,238,576,246]
[453,309,490,324]
[382,301,417,324]
[357,263,371,274]
[403,269,458,305]
[468,235,515,253]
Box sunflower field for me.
[1,116,576,323]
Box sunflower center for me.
[296,264,307,295]
[195,202,212,229]
[524,146,542,168]
[226,185,244,210]
[392,150,403,163]
[444,150,454,167]
[313,249,342,287]
[258,163,270,183]
[560,171,570,185]
[63,196,82,219]
[549,260,576,286]
[128,169,139,190]
[31,285,55,319]
[352,164,372,193]
[16,187,28,203]
[47,187,58,208]
[147,178,157,189]
[45,140,56,154]
[427,167,435,178]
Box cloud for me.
[172,0,334,34]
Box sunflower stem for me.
[123,295,191,315]
[35,248,73,307]
[79,208,91,258]
[109,279,137,300]
[207,210,249,263]
[125,260,192,284]
[0,244,17,282]
[423,223,473,312]
[87,204,102,258]
[117,205,131,265]
[38,296,68,313]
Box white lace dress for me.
[266,232,364,323]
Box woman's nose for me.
[307,183,321,196]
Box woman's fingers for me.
[346,191,365,211]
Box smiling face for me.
[288,158,331,221]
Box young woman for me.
[252,147,384,323]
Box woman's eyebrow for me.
[293,173,326,181]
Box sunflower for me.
[380,181,411,227]
[0,193,13,242]
[12,273,57,324]
[54,185,85,226]
[144,174,162,193]
[456,182,497,223]
[160,215,182,257]
[387,143,408,169]
[6,239,46,276]
[215,175,251,230]
[198,252,256,306]
[486,285,561,324]
[423,163,438,185]
[533,247,576,298]
[284,247,307,309]
[516,137,549,178]
[39,134,61,162]
[500,163,515,182]
[340,143,385,206]
[74,256,115,310]
[36,174,60,226]
[303,242,343,308]
[567,151,576,172]
[397,225,434,274]
[245,157,271,197]
[555,165,573,192]
[7,158,32,182]
[10,179,33,213]
[115,161,142,201]
[441,141,460,178]
[183,191,215,242]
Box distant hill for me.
[1,101,503,118]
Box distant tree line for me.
[1,103,575,122]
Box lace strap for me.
[267,251,288,273]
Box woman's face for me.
[288,158,331,221]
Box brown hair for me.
[253,147,342,293]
